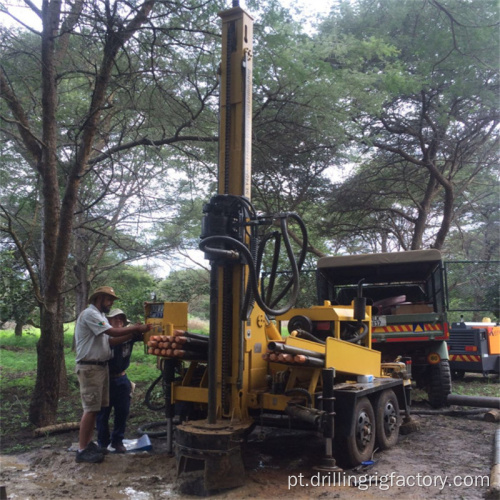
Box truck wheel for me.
[374,390,400,450]
[342,397,375,467]
[428,360,452,408]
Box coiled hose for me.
[200,212,308,318]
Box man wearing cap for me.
[96,308,141,454]
[75,286,152,463]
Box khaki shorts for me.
[75,364,110,412]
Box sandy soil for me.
[0,406,497,500]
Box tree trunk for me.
[72,257,90,350]
[432,181,454,250]
[75,275,90,318]
[59,294,69,396]
[380,231,388,253]
[16,0,156,429]
[14,322,23,336]
[28,303,64,427]
[411,175,439,250]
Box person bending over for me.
[96,308,143,453]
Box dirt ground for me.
[0,404,498,500]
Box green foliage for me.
[0,327,158,388]
[316,0,499,251]
[126,349,161,384]
[445,261,500,322]
[1,0,498,427]
[0,329,67,390]
[158,268,210,319]
[451,375,500,398]
[0,251,37,330]
[412,373,499,401]
[442,167,500,262]
[0,327,164,453]
[99,265,158,323]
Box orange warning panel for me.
[373,323,443,333]
[449,354,481,363]
[488,326,500,355]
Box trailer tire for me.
[374,389,400,450]
[342,397,376,467]
[428,360,452,408]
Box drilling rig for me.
[145,1,412,492]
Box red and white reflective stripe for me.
[449,354,481,362]
[385,336,430,342]
[373,323,443,333]
[374,325,412,333]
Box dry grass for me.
[187,317,209,333]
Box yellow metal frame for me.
[278,300,373,348]
[167,297,384,409]
[218,6,253,197]
[325,337,381,376]
[144,301,188,339]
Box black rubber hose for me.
[267,215,300,310]
[200,232,300,317]
[294,328,326,345]
[183,331,209,341]
[259,231,281,305]
[200,210,307,317]
[144,374,166,411]
[269,214,308,308]
[345,322,369,343]
[447,394,500,409]
[242,206,259,318]
[137,420,169,437]
[284,387,313,406]
[242,230,275,320]
[410,408,487,416]
[242,229,281,319]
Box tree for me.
[442,166,499,321]
[99,264,157,322]
[0,250,37,335]
[317,0,499,251]
[2,0,496,428]
[0,0,225,426]
[158,268,210,319]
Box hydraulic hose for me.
[410,408,487,416]
[199,212,308,318]
[284,387,313,406]
[447,394,500,409]
[293,328,326,345]
[268,214,308,308]
[137,420,169,437]
[345,322,369,344]
[201,234,297,317]
[257,231,281,305]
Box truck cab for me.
[316,249,452,407]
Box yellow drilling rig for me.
[144,1,413,492]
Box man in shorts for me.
[75,286,152,463]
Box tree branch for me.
[0,69,43,168]
[0,205,42,304]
